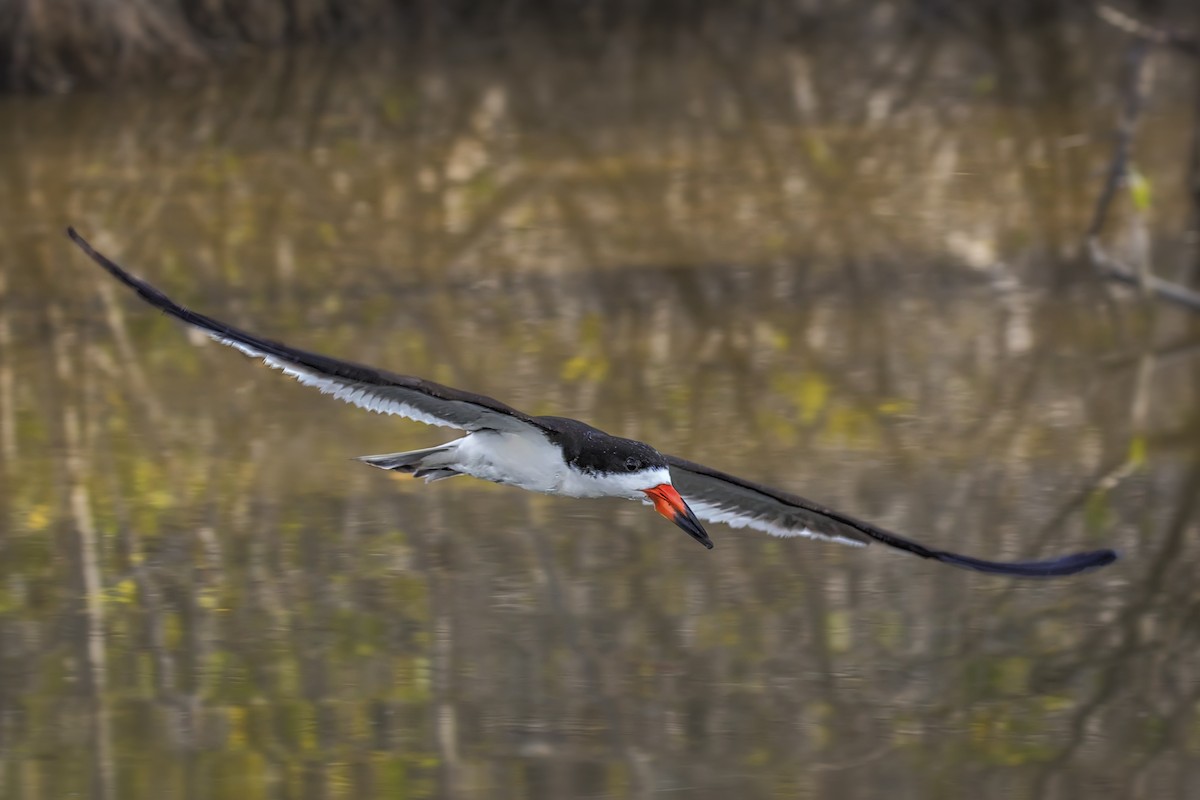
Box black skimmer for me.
[68,228,1118,577]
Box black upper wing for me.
[68,228,549,435]
[667,455,1117,577]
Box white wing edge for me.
[686,498,869,547]
[210,333,464,430]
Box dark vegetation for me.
[0,0,1195,93]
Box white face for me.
[559,465,673,500]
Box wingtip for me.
[1059,548,1119,571]
[937,546,1119,577]
[65,226,95,256]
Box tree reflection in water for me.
[0,18,1197,800]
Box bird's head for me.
[553,421,713,549]
[606,441,712,550]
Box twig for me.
[1096,6,1200,285]
[1085,40,1150,240]
[1082,32,1200,314]
[1089,239,1200,312]
[1096,5,1200,59]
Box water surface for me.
[0,24,1198,800]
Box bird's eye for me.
[625,457,640,471]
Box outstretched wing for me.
[68,228,548,435]
[667,455,1117,577]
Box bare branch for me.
[1086,41,1151,240]
[1097,4,1200,58]
[1082,24,1200,315]
[1088,239,1200,312]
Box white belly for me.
[450,431,569,495]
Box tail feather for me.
[412,467,460,482]
[356,444,460,482]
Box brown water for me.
[1,25,1198,800]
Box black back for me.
[536,416,666,476]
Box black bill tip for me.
[675,508,714,549]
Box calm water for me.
[1,24,1198,800]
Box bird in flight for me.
[68,228,1116,577]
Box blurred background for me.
[1,1,1199,798]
